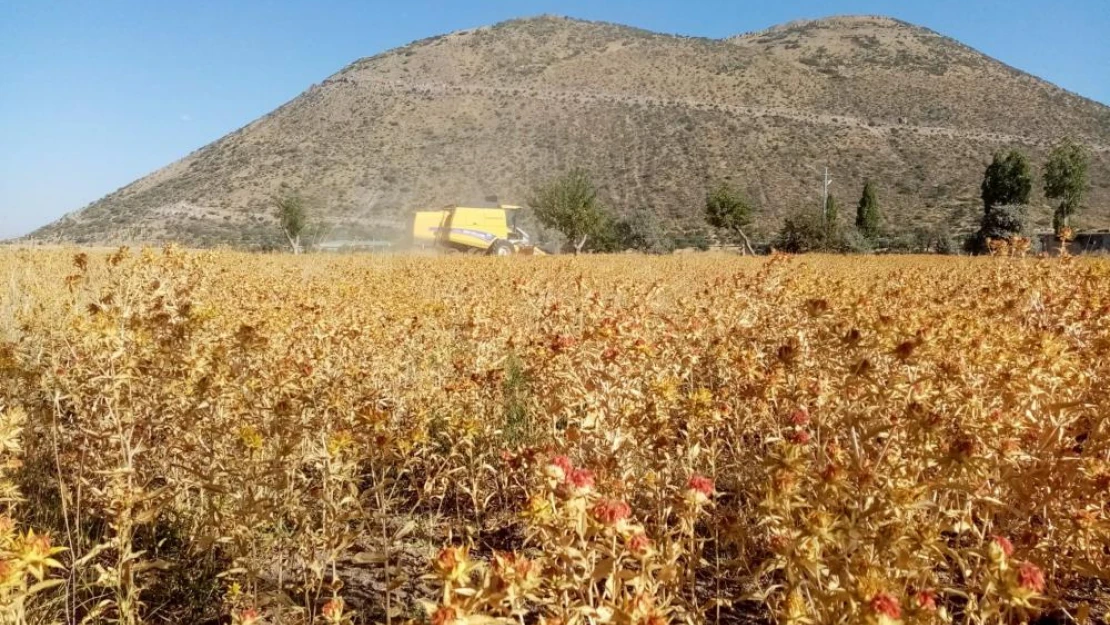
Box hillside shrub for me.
[774,211,870,254]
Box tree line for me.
[528,169,890,255]
[970,138,1090,253]
[267,137,1091,255]
[527,137,1091,255]
[526,168,712,255]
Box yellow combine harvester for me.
[411,205,545,255]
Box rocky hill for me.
[29,15,1110,247]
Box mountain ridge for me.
[29,14,1110,247]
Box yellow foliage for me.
[0,248,1107,624]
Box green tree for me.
[930,224,956,255]
[273,188,307,254]
[528,168,609,255]
[704,183,755,254]
[775,212,827,254]
[969,204,1027,253]
[607,214,675,255]
[980,204,1027,239]
[980,150,1032,212]
[855,181,881,240]
[824,193,839,234]
[774,210,869,254]
[589,218,633,254]
[1044,138,1090,234]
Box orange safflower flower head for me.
[431,606,459,625]
[1017,561,1045,594]
[627,532,653,555]
[323,597,345,621]
[546,455,573,481]
[686,474,715,505]
[566,468,595,494]
[914,589,937,612]
[592,498,632,526]
[233,608,261,625]
[869,592,901,624]
[790,408,810,426]
[989,535,1014,564]
[434,546,474,583]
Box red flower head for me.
[322,598,344,622]
[551,455,573,474]
[790,408,810,426]
[1017,561,1045,593]
[914,590,937,612]
[870,592,901,620]
[687,474,714,496]
[592,498,632,526]
[431,606,459,625]
[789,430,811,445]
[627,532,653,554]
[236,608,262,625]
[991,535,1015,558]
[685,474,715,505]
[567,468,595,492]
[546,455,573,480]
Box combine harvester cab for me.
[411,205,545,255]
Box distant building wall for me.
[1036,232,1110,255]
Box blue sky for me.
[2,0,1108,239]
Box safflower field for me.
[0,247,1108,625]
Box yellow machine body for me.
[411,205,544,255]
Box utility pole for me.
[821,167,833,219]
